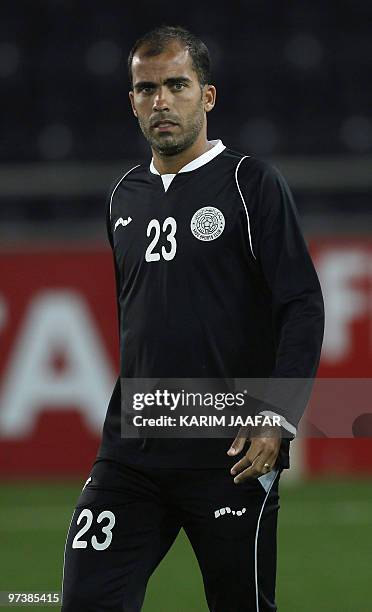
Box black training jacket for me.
[97,141,324,469]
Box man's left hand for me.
[227,426,281,484]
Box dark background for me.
[1,0,371,227]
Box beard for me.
[137,101,205,157]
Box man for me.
[62,26,324,611]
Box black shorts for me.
[61,459,281,612]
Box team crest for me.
[190,206,225,241]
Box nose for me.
[152,86,170,112]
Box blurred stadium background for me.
[1,1,371,610]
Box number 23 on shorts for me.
[72,509,115,551]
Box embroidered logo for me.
[114,216,132,231]
[191,207,225,241]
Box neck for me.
[151,132,213,175]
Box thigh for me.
[181,469,280,612]
[61,460,181,612]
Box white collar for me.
[150,139,225,176]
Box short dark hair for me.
[128,25,211,88]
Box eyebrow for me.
[133,76,192,90]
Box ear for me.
[129,91,138,117]
[203,84,216,113]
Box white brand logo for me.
[214,506,246,518]
[191,206,225,242]
[83,476,92,490]
[114,217,132,231]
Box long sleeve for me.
[105,182,122,346]
[258,164,324,379]
[240,160,325,435]
[105,183,122,412]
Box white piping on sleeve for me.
[254,469,279,612]
[235,156,256,260]
[109,164,140,219]
[258,410,297,437]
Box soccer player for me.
[61,26,324,611]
